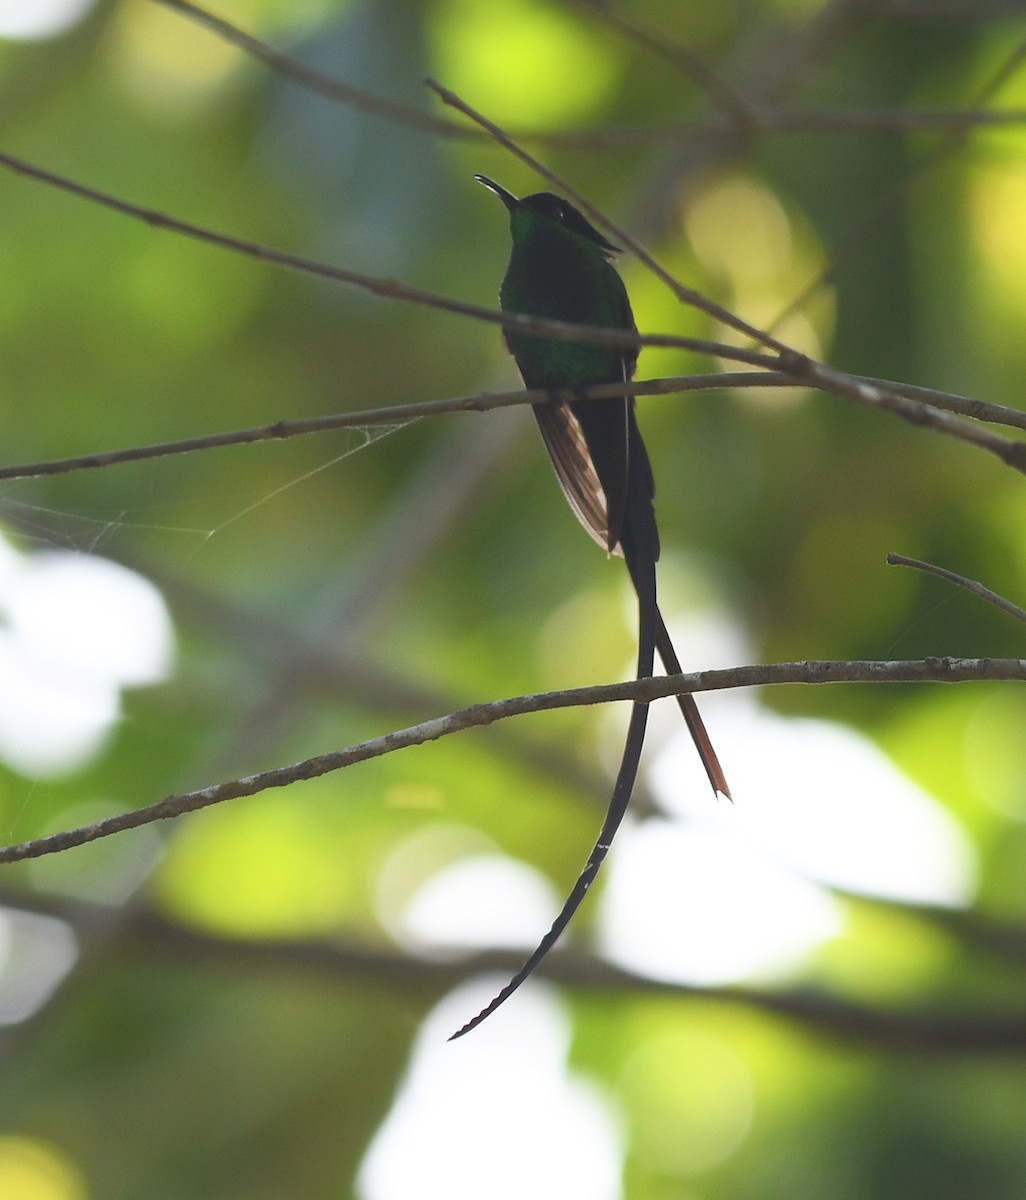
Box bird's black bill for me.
[474,174,519,211]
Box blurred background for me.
[2,0,1026,1197]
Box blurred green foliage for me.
[2,0,1026,1197]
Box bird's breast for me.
[501,241,624,389]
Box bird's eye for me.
[552,204,565,220]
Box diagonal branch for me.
[152,0,1026,145]
[423,82,1026,478]
[0,149,775,367]
[786,357,1026,475]
[888,554,1026,625]
[0,372,1023,484]
[769,31,1026,332]
[152,0,476,139]
[563,0,763,129]
[0,657,1022,866]
[2,149,1025,484]
[0,373,782,482]
[426,78,791,357]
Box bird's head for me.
[474,174,621,258]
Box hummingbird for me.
[450,176,730,1039]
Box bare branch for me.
[152,0,480,139]
[0,368,1022,484]
[426,79,791,358]
[786,357,1026,476]
[5,884,1026,1054]
[6,147,1026,483]
[769,31,1026,332]
[749,105,1026,133]
[563,0,763,130]
[422,76,1026,483]
[0,149,778,369]
[0,372,784,481]
[878,0,1026,18]
[146,559,669,822]
[535,106,1026,148]
[152,0,1026,146]
[864,378,1026,433]
[0,657,1021,866]
[888,554,1026,625]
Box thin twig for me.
[1,370,1023,483]
[0,373,783,481]
[769,32,1026,332]
[425,79,792,358]
[153,0,478,138]
[888,554,1026,626]
[0,657,1022,865]
[0,148,777,368]
[865,378,1026,432]
[564,0,763,129]
[423,78,1026,474]
[4,150,1026,482]
[880,0,1026,18]
[145,556,669,822]
[152,0,1026,146]
[788,358,1026,476]
[536,106,1026,148]
[746,105,1026,133]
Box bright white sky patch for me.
[651,696,976,907]
[593,611,977,985]
[357,980,623,1200]
[0,535,173,777]
[0,908,77,1024]
[395,853,560,953]
[380,615,974,994]
[360,607,979,1198]
[0,632,120,776]
[0,0,94,40]
[7,552,171,687]
[600,821,841,986]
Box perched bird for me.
[451,176,729,1039]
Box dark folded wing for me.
[532,399,618,554]
[518,261,642,556]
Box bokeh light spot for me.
[0,534,173,777]
[0,1136,87,1200]
[358,981,623,1200]
[0,0,93,41]
[431,0,619,126]
[619,1029,754,1175]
